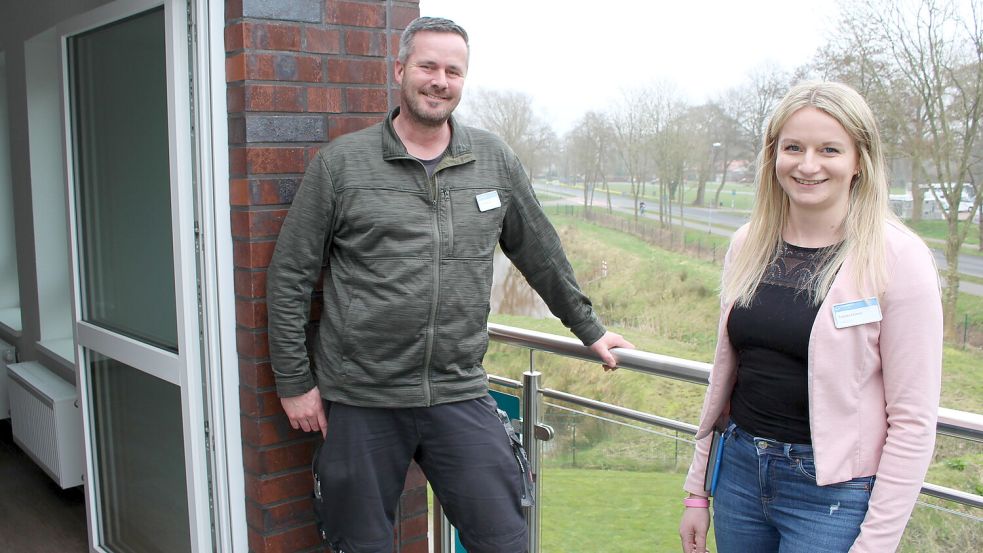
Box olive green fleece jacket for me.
[267,108,606,407]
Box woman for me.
[678,82,942,553]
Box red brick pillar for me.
[225,1,426,551]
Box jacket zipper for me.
[444,189,454,254]
[421,169,441,406]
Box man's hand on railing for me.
[589,331,635,371]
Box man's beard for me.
[401,85,457,127]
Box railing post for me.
[440,509,454,553]
[523,366,543,553]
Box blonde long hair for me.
[723,81,901,307]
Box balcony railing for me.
[436,323,983,553]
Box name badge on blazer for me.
[832,297,882,329]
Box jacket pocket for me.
[334,262,430,385]
[431,259,493,379]
[446,188,507,259]
[338,291,359,362]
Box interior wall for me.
[0,0,116,373]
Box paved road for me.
[958,279,983,296]
[535,182,983,292]
[536,182,748,232]
[933,249,983,279]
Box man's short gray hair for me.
[397,17,469,64]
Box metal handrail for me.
[488,323,983,442]
[488,374,521,389]
[488,323,712,384]
[486,322,983,512]
[542,388,698,436]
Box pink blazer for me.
[684,221,943,553]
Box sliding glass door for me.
[64,1,212,550]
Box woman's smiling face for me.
[775,106,859,219]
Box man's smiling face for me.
[395,31,469,128]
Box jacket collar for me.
[382,107,475,164]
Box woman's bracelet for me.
[683,496,710,508]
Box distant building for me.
[725,159,752,183]
[890,183,977,221]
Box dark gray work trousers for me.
[312,395,528,553]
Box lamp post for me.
[709,142,721,234]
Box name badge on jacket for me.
[476,191,501,212]
[832,297,882,329]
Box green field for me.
[531,465,981,553]
[530,466,980,553]
[547,179,758,211]
[534,191,567,203]
[482,210,982,551]
[908,220,981,246]
[539,468,714,552]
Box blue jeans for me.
[713,423,874,553]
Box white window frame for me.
[0,50,22,335]
[51,0,244,550]
[188,0,246,549]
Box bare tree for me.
[826,0,983,337]
[813,3,932,222]
[566,111,615,217]
[650,85,689,231]
[715,65,790,207]
[463,88,556,179]
[683,102,737,207]
[611,87,658,222]
[682,103,717,207]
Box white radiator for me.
[7,361,84,488]
[0,340,13,419]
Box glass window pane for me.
[0,52,22,331]
[70,7,177,351]
[89,351,191,552]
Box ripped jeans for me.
[712,423,874,553]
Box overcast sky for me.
[420,0,841,134]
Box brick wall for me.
[225,1,426,551]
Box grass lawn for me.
[952,292,983,358]
[553,179,758,211]
[535,191,567,203]
[907,219,980,246]
[567,204,736,253]
[540,468,716,553]
[534,464,980,553]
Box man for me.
[267,16,633,553]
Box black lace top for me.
[726,241,841,443]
